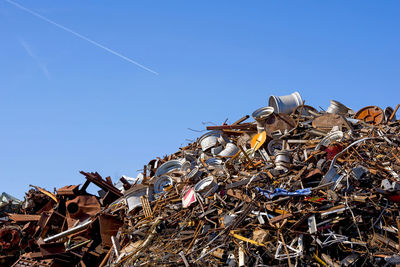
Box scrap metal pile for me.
[2,92,400,266]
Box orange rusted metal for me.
[355,106,384,125]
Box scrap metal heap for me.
[2,92,400,266]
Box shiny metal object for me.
[256,122,265,133]
[315,128,344,151]
[205,158,223,166]
[155,159,186,177]
[211,146,224,156]
[218,143,239,157]
[198,131,221,151]
[267,139,283,156]
[269,91,303,114]
[200,135,218,151]
[274,151,291,169]
[153,175,173,194]
[194,177,218,197]
[326,100,351,114]
[252,106,274,122]
[44,219,92,243]
[186,166,202,181]
[124,185,153,212]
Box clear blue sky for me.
[1,1,399,199]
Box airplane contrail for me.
[20,39,51,79]
[6,0,159,75]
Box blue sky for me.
[1,1,399,199]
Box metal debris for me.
[2,92,400,266]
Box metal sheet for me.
[8,214,41,222]
[312,113,348,130]
[98,214,123,247]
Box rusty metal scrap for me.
[2,92,400,266]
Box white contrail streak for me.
[6,0,159,75]
[20,39,51,79]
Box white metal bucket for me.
[269,92,303,114]
[326,100,350,114]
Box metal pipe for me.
[44,219,92,243]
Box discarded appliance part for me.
[341,253,360,266]
[258,147,271,162]
[269,91,303,114]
